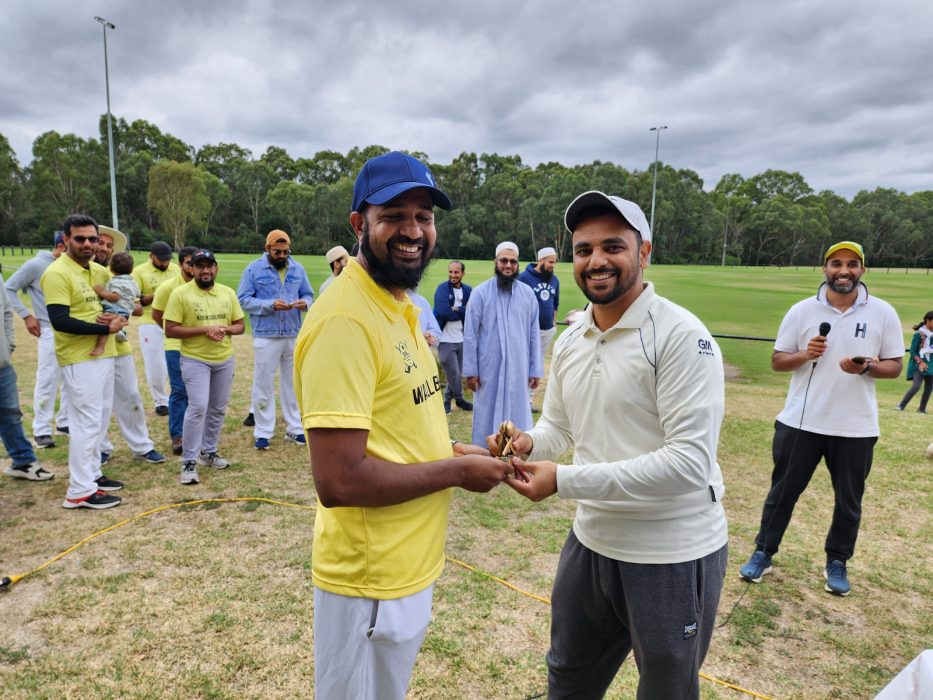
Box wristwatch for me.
[859,361,872,376]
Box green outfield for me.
[0,250,930,699]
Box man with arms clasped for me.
[498,191,728,699]
[738,241,903,596]
[294,151,512,700]
[237,230,314,450]
[433,260,472,414]
[463,242,542,445]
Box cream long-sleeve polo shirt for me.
[526,282,729,564]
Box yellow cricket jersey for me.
[294,259,453,600]
[162,280,244,363]
[40,256,116,365]
[132,261,180,325]
[152,275,186,352]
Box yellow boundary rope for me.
[1,497,773,699]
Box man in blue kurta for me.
[463,241,542,446]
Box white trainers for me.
[180,460,199,485]
[4,462,54,481]
[197,451,230,469]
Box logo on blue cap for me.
[352,151,452,212]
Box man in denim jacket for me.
[237,230,315,449]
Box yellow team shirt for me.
[40,255,117,365]
[152,275,186,352]
[294,258,453,599]
[132,260,180,325]
[162,280,244,363]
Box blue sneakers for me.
[739,551,773,583]
[254,437,270,450]
[285,432,306,445]
[135,449,166,464]
[824,560,851,596]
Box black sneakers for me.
[63,490,122,509]
[95,475,124,491]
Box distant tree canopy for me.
[3,116,932,267]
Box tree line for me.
[1,116,931,267]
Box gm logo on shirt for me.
[697,338,715,357]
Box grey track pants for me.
[180,355,235,461]
[547,530,727,700]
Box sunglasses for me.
[72,235,100,244]
[497,258,519,266]
[269,248,291,256]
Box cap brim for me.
[564,191,651,242]
[363,182,452,211]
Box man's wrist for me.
[859,360,872,376]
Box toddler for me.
[92,252,139,355]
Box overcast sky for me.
[2,0,931,198]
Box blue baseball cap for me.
[53,230,65,247]
[351,151,452,212]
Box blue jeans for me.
[165,350,187,439]
[0,364,37,466]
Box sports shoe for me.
[739,551,773,583]
[824,560,851,596]
[285,432,306,445]
[172,436,183,456]
[56,425,70,435]
[95,475,124,491]
[893,405,904,411]
[4,463,54,481]
[34,435,56,449]
[254,437,270,450]
[135,449,166,464]
[198,451,230,469]
[243,412,255,427]
[455,398,473,411]
[100,452,111,465]
[180,461,199,485]
[155,405,169,416]
[444,398,451,414]
[63,490,122,509]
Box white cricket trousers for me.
[32,320,69,435]
[138,323,169,407]
[250,336,302,439]
[313,584,433,700]
[60,357,114,499]
[100,354,155,456]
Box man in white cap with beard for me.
[519,246,560,412]
[318,245,350,296]
[463,241,542,446]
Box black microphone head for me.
[819,322,831,337]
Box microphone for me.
[814,322,831,367]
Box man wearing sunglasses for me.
[40,214,128,509]
[236,230,314,450]
[463,241,542,446]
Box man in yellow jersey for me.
[294,151,512,700]
[152,246,198,455]
[41,215,128,509]
[133,241,180,415]
[163,250,244,485]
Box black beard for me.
[95,252,110,266]
[828,277,856,294]
[538,267,553,281]
[578,265,639,306]
[495,266,517,289]
[359,228,433,291]
[195,278,215,290]
[268,254,288,270]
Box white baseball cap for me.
[564,191,651,242]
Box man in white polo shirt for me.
[500,191,728,699]
[739,241,903,596]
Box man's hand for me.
[840,355,878,375]
[457,454,516,493]
[528,377,540,390]
[23,315,40,337]
[486,426,533,458]
[504,457,558,502]
[424,332,439,347]
[805,333,828,361]
[292,300,308,311]
[205,326,227,342]
[453,441,490,457]
[97,312,119,324]
[272,299,292,311]
[107,315,128,334]
[466,376,480,391]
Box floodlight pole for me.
[648,126,668,239]
[95,16,119,230]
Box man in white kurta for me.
[463,242,542,446]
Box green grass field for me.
[0,250,930,699]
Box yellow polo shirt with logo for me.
[162,280,244,363]
[294,259,453,600]
[132,260,180,325]
[152,275,186,352]
[40,255,116,365]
